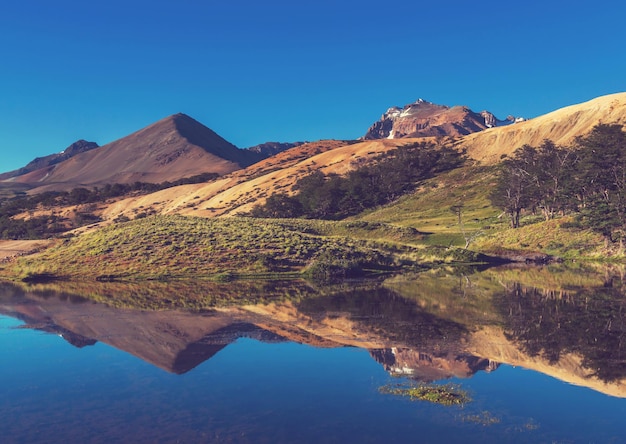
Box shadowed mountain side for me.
[170,323,287,374]
[8,114,254,193]
[460,92,626,164]
[245,141,307,158]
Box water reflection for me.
[3,265,626,397]
[496,277,626,383]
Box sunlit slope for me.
[101,139,412,220]
[461,92,626,164]
[101,93,626,222]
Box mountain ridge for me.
[3,92,626,225]
[3,113,258,192]
[459,92,626,164]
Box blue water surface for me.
[2,314,626,443]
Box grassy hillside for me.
[4,163,614,284]
[3,161,617,285]
[360,165,504,246]
[356,164,615,260]
[4,215,489,281]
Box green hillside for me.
[5,215,490,282]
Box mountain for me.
[0,139,99,181]
[363,98,516,139]
[4,113,258,192]
[4,93,626,229]
[106,92,626,219]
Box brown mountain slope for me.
[100,139,408,220]
[460,92,626,164]
[8,113,254,192]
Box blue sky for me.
[1,0,625,172]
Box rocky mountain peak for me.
[62,139,99,156]
[363,98,516,140]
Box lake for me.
[1,265,626,443]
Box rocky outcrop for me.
[480,110,516,128]
[363,99,516,139]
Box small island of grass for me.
[379,382,471,406]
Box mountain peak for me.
[363,98,511,139]
[62,139,99,156]
[4,113,260,191]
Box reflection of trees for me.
[497,282,626,382]
[297,287,468,349]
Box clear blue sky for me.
[2,0,625,172]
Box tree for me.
[450,204,483,249]
[249,141,466,220]
[534,140,575,220]
[490,146,540,228]
[574,124,626,244]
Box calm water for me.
[1,267,626,443]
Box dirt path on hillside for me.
[0,240,52,260]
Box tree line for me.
[490,124,626,242]
[0,172,219,239]
[250,141,466,220]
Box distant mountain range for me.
[1,114,265,192]
[3,93,626,200]
[0,99,516,192]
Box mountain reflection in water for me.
[2,265,626,396]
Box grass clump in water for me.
[459,410,501,426]
[379,382,471,406]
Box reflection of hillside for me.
[0,281,487,379]
[2,268,626,397]
[3,279,322,310]
[383,270,504,326]
[375,268,626,396]
[295,287,468,350]
[494,280,626,384]
[483,264,609,290]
